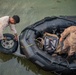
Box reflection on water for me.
[0,53,53,75]
[0,0,76,75]
[0,53,13,62]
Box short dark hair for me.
[12,15,20,23]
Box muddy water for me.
[0,0,76,75]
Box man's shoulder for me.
[1,16,9,19]
[69,26,76,28]
[0,16,10,22]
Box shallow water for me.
[0,0,76,75]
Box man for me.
[0,15,20,41]
[58,26,76,57]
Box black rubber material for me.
[0,33,18,54]
[20,16,76,74]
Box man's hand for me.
[3,37,7,40]
[14,33,18,41]
[59,37,63,42]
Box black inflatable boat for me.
[19,16,76,75]
[0,16,76,75]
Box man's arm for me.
[0,29,4,40]
[0,29,6,40]
[60,26,76,41]
[9,25,18,41]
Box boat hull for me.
[20,16,76,74]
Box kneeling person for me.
[57,26,76,57]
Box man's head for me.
[9,15,20,24]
